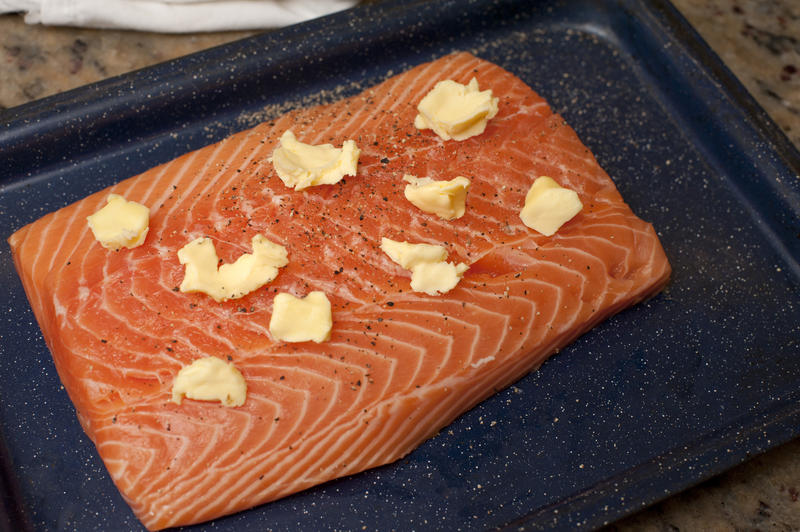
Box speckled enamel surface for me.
[1,1,799,530]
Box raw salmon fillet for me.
[8,52,670,529]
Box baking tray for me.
[2,0,800,530]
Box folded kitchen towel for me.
[0,0,357,32]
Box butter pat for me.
[414,78,499,141]
[86,194,149,250]
[380,237,468,296]
[403,175,470,220]
[519,176,583,236]
[380,237,447,270]
[408,260,469,295]
[271,130,360,190]
[172,356,246,407]
[269,291,333,343]
[178,234,288,302]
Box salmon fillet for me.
[7,52,670,530]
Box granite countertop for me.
[1,1,799,530]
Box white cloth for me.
[0,0,356,32]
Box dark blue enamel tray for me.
[2,1,799,530]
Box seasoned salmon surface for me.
[8,52,670,530]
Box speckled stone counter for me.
[0,19,257,107]
[1,1,799,530]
